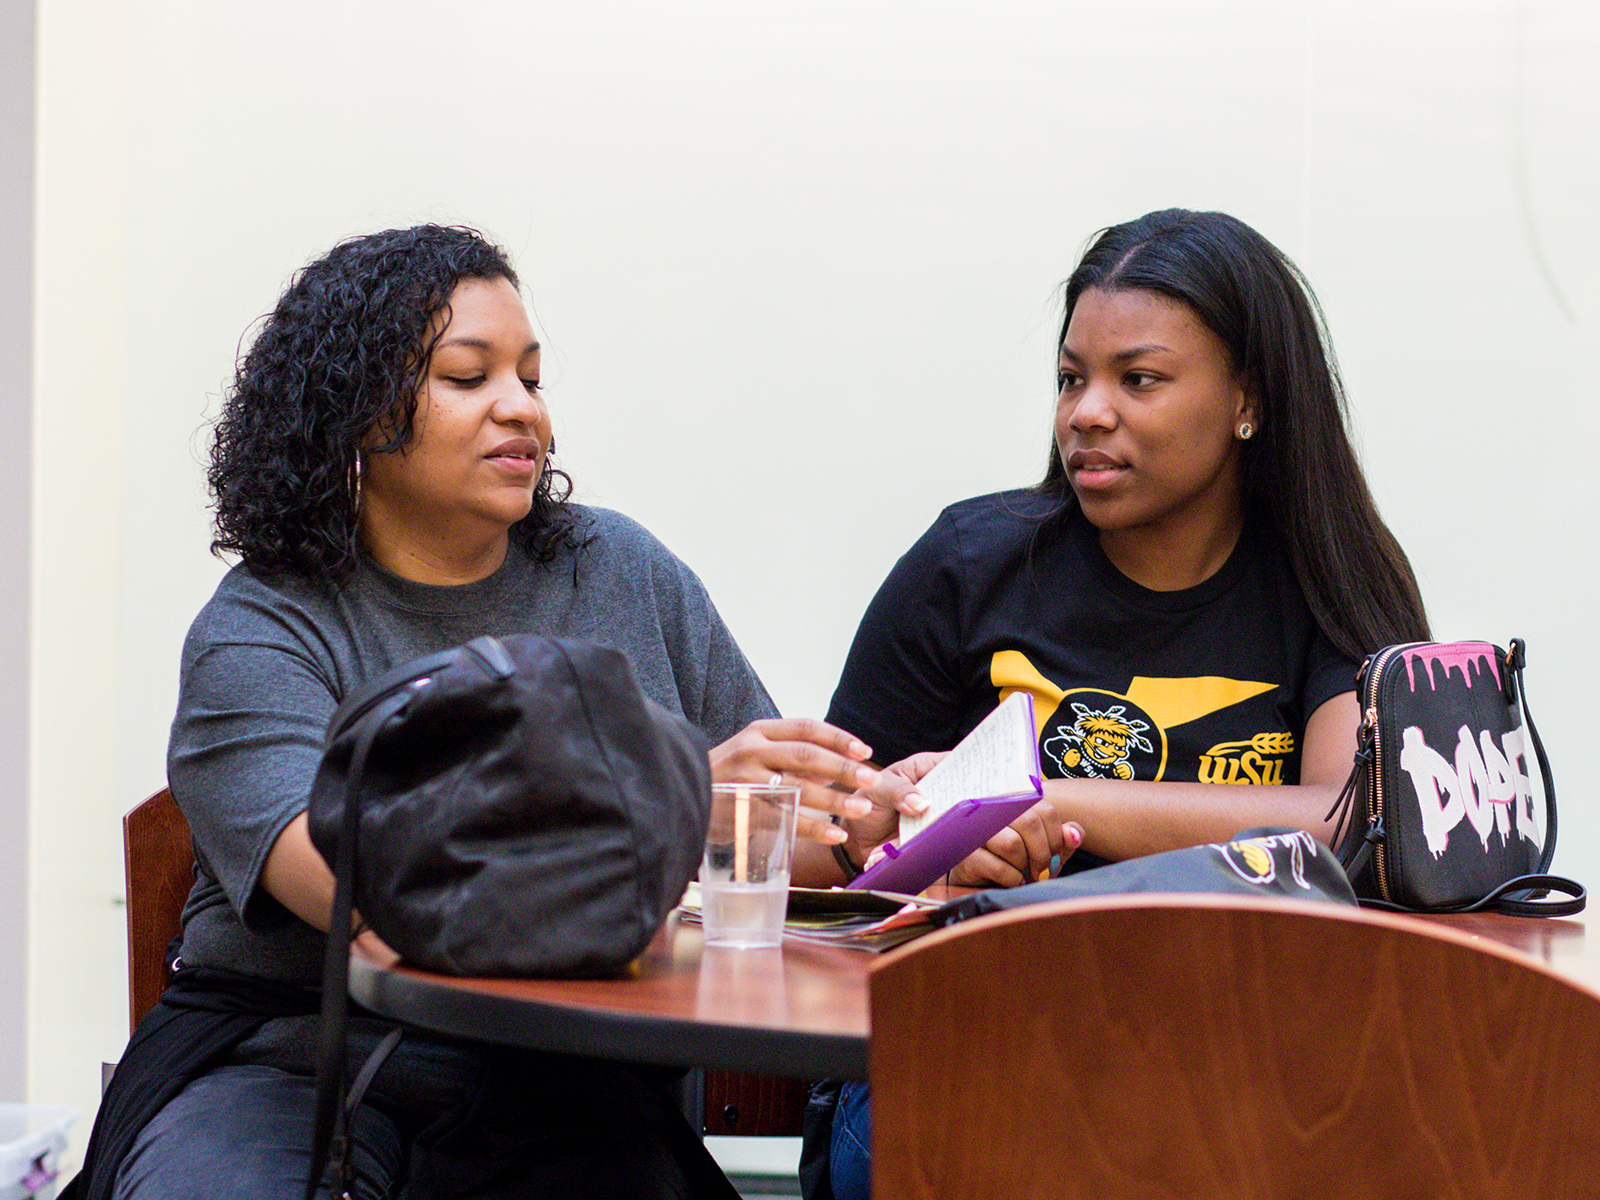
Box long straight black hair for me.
[1040,209,1429,660]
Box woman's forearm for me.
[1042,776,1341,862]
[260,811,337,932]
[1038,689,1360,862]
[1041,691,1360,862]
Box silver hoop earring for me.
[1236,422,1255,441]
[349,450,364,517]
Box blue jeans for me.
[829,1079,873,1200]
[115,1064,400,1200]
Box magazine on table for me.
[678,882,942,951]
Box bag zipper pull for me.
[1354,709,1376,761]
[1325,714,1377,849]
[1362,810,1386,848]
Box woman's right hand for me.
[711,718,930,847]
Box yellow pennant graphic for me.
[990,650,1277,734]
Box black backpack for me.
[303,634,713,1200]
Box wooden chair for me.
[700,1069,808,1136]
[123,787,194,1033]
[869,894,1600,1199]
[121,787,806,1135]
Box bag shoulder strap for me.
[304,686,414,1200]
[1477,873,1586,917]
[1359,872,1586,918]
[1509,638,1559,874]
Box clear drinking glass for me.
[700,782,800,948]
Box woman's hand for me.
[837,751,942,870]
[711,718,925,846]
[945,800,1085,888]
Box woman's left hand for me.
[710,718,924,845]
[946,799,1085,888]
[841,751,943,867]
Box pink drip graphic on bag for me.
[1399,642,1503,695]
[1392,643,1542,858]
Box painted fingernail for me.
[1064,823,1082,846]
[1035,868,1050,883]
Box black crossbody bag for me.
[1327,638,1584,917]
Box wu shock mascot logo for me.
[1043,702,1153,780]
[1391,645,1545,858]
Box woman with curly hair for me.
[70,224,920,1200]
[206,226,581,581]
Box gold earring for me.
[1237,422,1255,440]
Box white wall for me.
[1,0,36,1103]
[30,0,1600,1148]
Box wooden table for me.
[1417,908,1596,990]
[349,904,1593,1084]
[350,914,874,1079]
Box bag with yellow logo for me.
[1326,638,1584,916]
[932,827,1357,926]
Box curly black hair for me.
[209,224,578,579]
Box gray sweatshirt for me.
[168,506,776,984]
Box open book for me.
[847,691,1044,894]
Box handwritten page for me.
[896,691,1040,845]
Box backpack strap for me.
[303,686,414,1200]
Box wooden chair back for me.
[123,787,194,1033]
[869,894,1600,1200]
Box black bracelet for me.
[831,834,864,882]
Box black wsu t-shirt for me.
[827,491,1357,866]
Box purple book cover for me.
[847,693,1044,894]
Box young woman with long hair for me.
[810,208,1430,1200]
